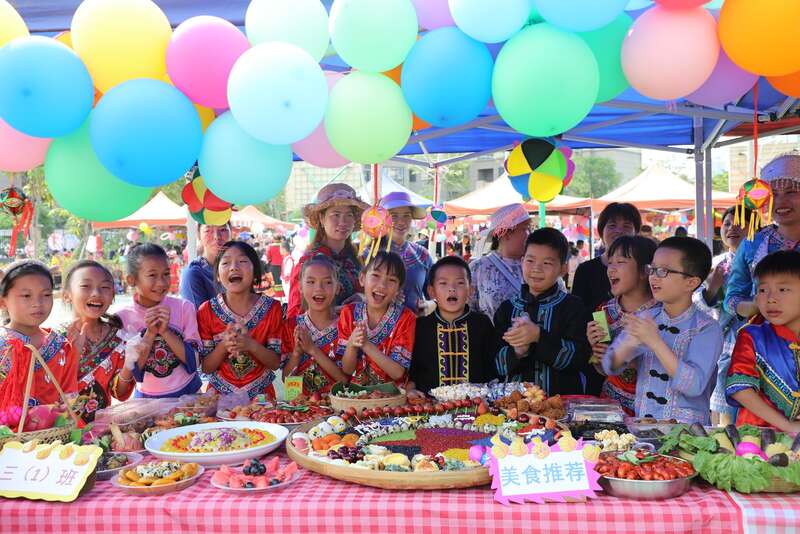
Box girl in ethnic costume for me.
[282,255,346,396]
[118,244,202,398]
[0,261,77,410]
[198,242,282,400]
[62,261,135,422]
[586,236,658,415]
[338,252,416,386]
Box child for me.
[282,255,346,395]
[62,261,135,422]
[0,261,77,409]
[603,237,722,424]
[494,228,591,396]
[338,251,416,386]
[198,241,282,400]
[726,250,800,432]
[410,256,497,393]
[586,236,658,415]
[117,244,202,398]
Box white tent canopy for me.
[360,174,433,207]
[93,192,187,229]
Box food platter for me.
[111,463,205,496]
[144,421,288,467]
[96,451,144,481]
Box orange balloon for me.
[719,0,800,76]
[768,71,800,98]
[382,64,431,132]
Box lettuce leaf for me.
[658,425,719,455]
[691,451,773,493]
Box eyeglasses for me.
[646,265,694,279]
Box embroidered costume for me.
[410,307,498,393]
[469,252,523,322]
[494,285,591,396]
[0,328,77,408]
[597,297,658,415]
[388,240,433,312]
[117,295,202,398]
[726,322,800,427]
[72,326,130,422]
[281,313,340,395]
[603,304,722,424]
[335,302,416,386]
[287,244,362,320]
[198,294,283,400]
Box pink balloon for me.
[166,16,250,109]
[687,48,757,107]
[0,118,51,172]
[655,0,706,7]
[622,7,719,100]
[411,0,455,30]
[292,72,350,168]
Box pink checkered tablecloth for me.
[728,491,800,534]
[0,464,742,534]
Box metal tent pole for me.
[693,117,706,242]
[705,148,714,250]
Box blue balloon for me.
[449,0,531,44]
[89,79,202,187]
[0,36,94,138]
[533,0,629,32]
[199,112,293,205]
[625,0,652,9]
[401,28,493,128]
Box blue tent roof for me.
[13,0,799,158]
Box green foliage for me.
[712,171,729,192]
[563,156,622,198]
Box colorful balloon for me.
[194,104,216,133]
[45,120,153,222]
[181,167,234,225]
[493,24,598,137]
[0,118,51,172]
[532,0,629,32]
[401,27,493,128]
[329,0,418,72]
[0,37,94,138]
[621,6,718,100]
[166,16,250,109]
[410,0,454,30]
[383,65,431,131]
[199,112,293,205]
[228,42,328,145]
[687,48,757,107]
[578,14,632,103]
[505,138,574,203]
[71,0,172,93]
[292,72,350,168]
[0,0,28,48]
[325,72,412,164]
[90,79,202,187]
[719,0,800,77]
[449,0,530,43]
[245,0,329,62]
[655,0,706,7]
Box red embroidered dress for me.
[281,313,340,395]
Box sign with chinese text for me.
[0,441,102,502]
[487,437,602,505]
[284,376,304,402]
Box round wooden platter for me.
[285,421,491,491]
[328,391,408,413]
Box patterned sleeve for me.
[263,301,284,354]
[468,260,481,314]
[602,328,644,376]
[59,338,79,395]
[196,302,216,359]
[723,239,755,317]
[279,317,296,368]
[531,298,590,372]
[286,257,305,321]
[177,299,201,374]
[725,328,760,407]
[387,308,416,370]
[334,305,355,360]
[671,320,723,398]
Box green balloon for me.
[492,23,599,137]
[329,0,418,72]
[325,72,412,164]
[579,14,632,103]
[45,120,153,222]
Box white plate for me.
[209,470,303,493]
[97,452,144,481]
[144,421,288,467]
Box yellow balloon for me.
[194,104,215,133]
[55,31,73,48]
[71,0,172,93]
[529,172,563,203]
[0,0,29,48]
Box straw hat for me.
[302,183,369,231]
[488,203,531,238]
[761,154,800,190]
[379,191,427,219]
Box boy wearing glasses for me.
[494,228,591,396]
[726,251,800,433]
[602,237,722,424]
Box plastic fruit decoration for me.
[505,138,575,203]
[0,186,33,256]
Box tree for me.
[415,161,472,201]
[712,171,729,192]
[563,156,622,198]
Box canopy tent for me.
[445,175,591,216]
[360,174,433,208]
[230,205,296,231]
[92,191,186,229]
[594,165,738,211]
[18,1,800,248]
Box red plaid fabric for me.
[729,491,800,534]
[0,465,743,534]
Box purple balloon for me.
[686,49,757,108]
[411,0,454,30]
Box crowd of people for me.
[1,154,799,433]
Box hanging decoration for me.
[358,163,393,262]
[180,164,234,225]
[505,138,575,204]
[0,185,33,256]
[734,83,771,240]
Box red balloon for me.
[654,0,707,7]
